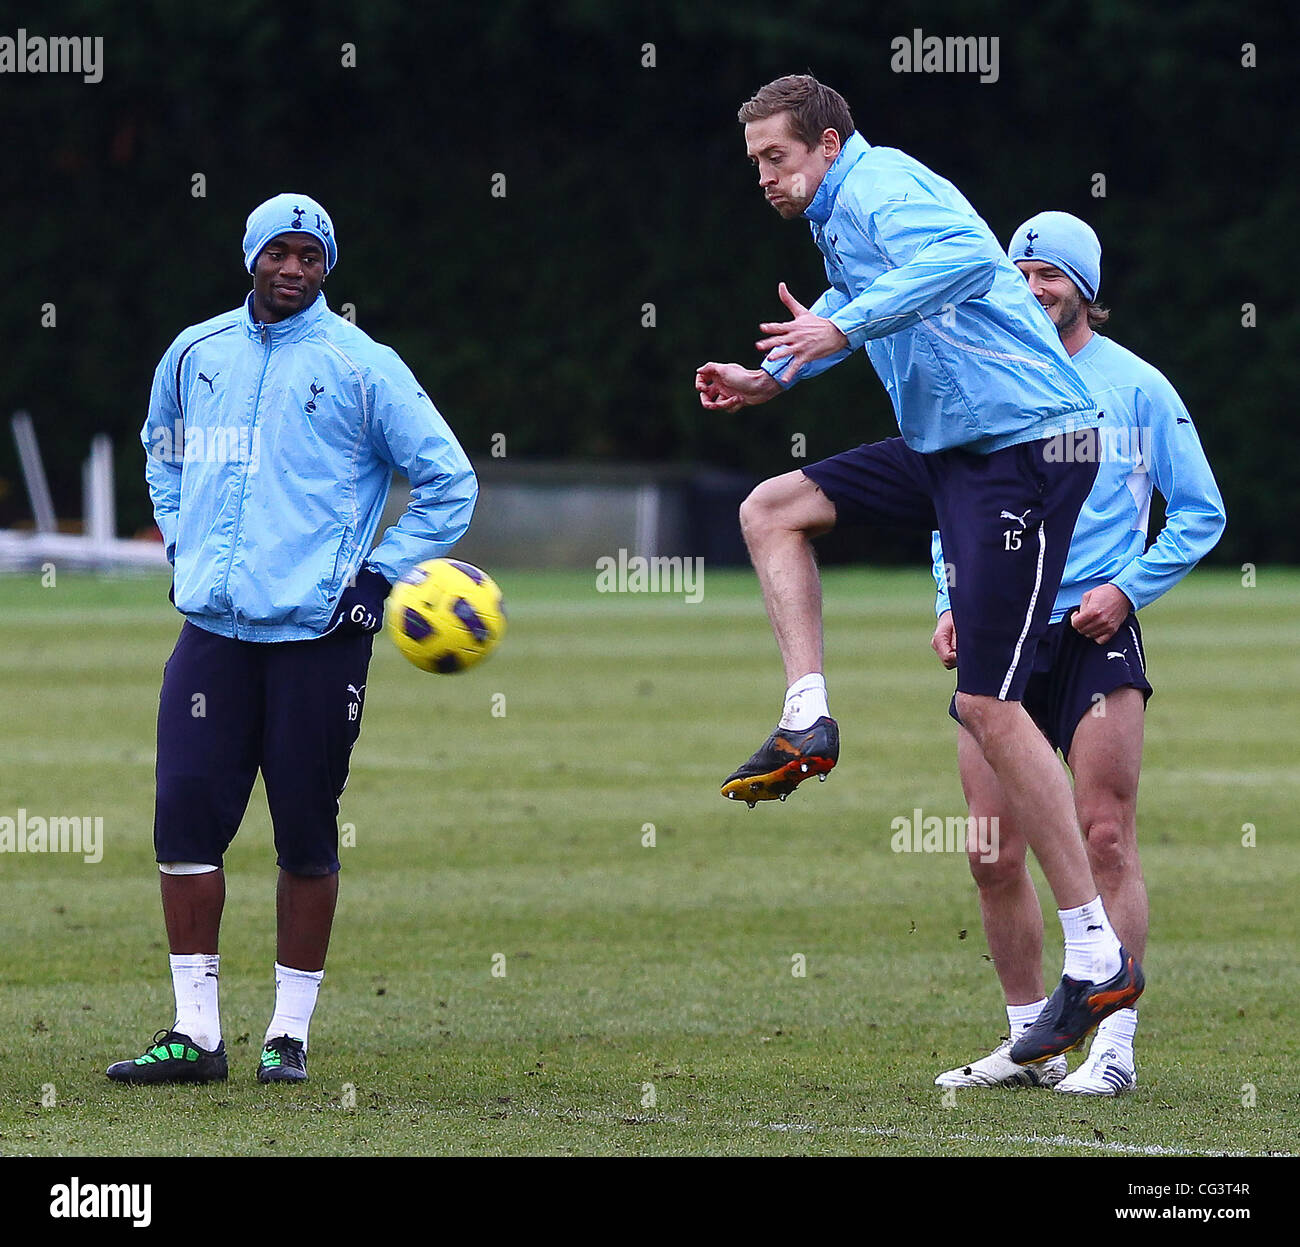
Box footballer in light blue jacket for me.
[753,130,1099,453]
[142,199,477,643]
[932,224,1226,626]
[109,194,479,1090]
[929,211,1225,1097]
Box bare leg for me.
[161,870,225,954]
[957,726,1045,1005]
[738,471,837,685]
[1067,688,1148,960]
[276,869,338,972]
[955,693,1099,910]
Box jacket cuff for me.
[360,564,394,596]
[1107,577,1141,612]
[828,309,871,351]
[759,356,798,390]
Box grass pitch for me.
[0,566,1296,1156]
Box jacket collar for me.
[1070,331,1104,365]
[803,131,870,225]
[243,290,330,342]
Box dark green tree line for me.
[1,0,1293,561]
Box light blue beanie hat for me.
[242,193,337,274]
[1007,211,1100,301]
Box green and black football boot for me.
[106,1029,228,1084]
[257,1035,308,1084]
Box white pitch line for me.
[532,1108,1286,1157]
[281,1100,1290,1157]
[745,1120,1282,1157]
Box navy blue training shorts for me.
[153,621,374,875]
[802,432,1099,702]
[949,609,1153,757]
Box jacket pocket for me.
[322,526,354,604]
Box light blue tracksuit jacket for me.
[142,292,477,642]
[761,131,1100,453]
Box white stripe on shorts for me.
[1126,621,1146,674]
[999,524,1047,700]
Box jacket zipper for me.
[219,324,273,638]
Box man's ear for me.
[822,128,842,160]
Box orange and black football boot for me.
[1010,946,1145,1065]
[721,717,839,807]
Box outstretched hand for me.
[695,361,781,411]
[755,282,850,382]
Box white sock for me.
[1006,998,1048,1042]
[1093,1007,1139,1062]
[1059,897,1123,983]
[779,673,828,730]
[265,962,324,1049]
[170,953,221,1051]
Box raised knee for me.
[738,476,793,532]
[738,486,770,537]
[740,473,832,542]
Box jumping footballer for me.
[696,76,1142,1063]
